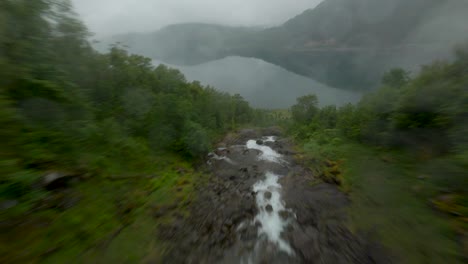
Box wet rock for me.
[173,211,184,220]
[225,219,233,227]
[290,226,320,261]
[265,204,273,213]
[278,210,291,220]
[159,220,184,240]
[241,225,259,241]
[0,200,18,210]
[256,139,264,145]
[158,128,389,263]
[189,233,200,244]
[260,127,282,136]
[42,172,76,190]
[245,241,255,250]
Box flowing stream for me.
[245,137,295,255]
[172,130,379,263]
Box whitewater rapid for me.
[245,137,294,255]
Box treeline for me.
[0,0,255,200]
[289,46,468,262]
[290,46,468,191]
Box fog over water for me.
[71,0,468,107]
[72,0,323,36]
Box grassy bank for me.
[294,131,467,263]
[0,156,204,263]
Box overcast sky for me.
[72,0,323,37]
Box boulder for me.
[42,172,77,190]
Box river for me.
[158,128,388,263]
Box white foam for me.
[253,172,294,255]
[263,136,276,142]
[246,140,282,163]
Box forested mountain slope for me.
[105,0,468,91]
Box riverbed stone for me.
[157,128,390,264]
[279,210,291,220]
[265,204,273,213]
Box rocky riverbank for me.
[158,128,390,263]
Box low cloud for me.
[72,0,323,36]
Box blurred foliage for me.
[291,94,318,124]
[0,0,262,261]
[291,45,468,191]
[289,45,468,262]
[381,68,411,88]
[0,0,258,202]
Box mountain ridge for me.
[100,0,468,91]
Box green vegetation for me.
[1,0,467,263]
[108,0,468,91]
[289,46,468,262]
[0,158,200,263]
[0,0,258,261]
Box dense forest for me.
[0,1,263,261]
[0,0,257,195]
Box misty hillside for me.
[154,56,361,108]
[104,0,468,91]
[102,24,257,65]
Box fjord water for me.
[153,56,362,108]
